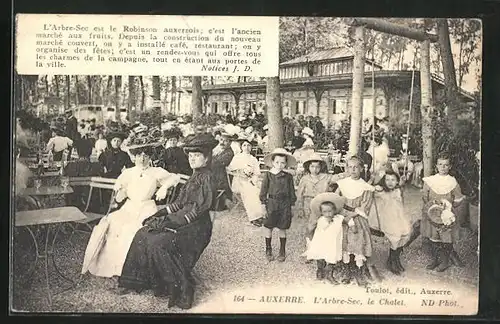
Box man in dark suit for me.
[65,109,79,160]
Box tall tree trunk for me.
[54,75,60,113]
[105,75,113,107]
[348,25,365,156]
[128,76,136,121]
[114,76,122,121]
[191,76,203,125]
[170,76,177,114]
[266,77,284,151]
[152,76,161,111]
[139,76,145,111]
[420,39,434,177]
[437,19,460,132]
[74,75,80,107]
[457,20,465,88]
[177,77,182,115]
[65,75,70,110]
[87,76,93,104]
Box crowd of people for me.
[14,107,474,310]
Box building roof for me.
[280,47,382,69]
[189,71,475,102]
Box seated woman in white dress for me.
[227,134,264,227]
[82,143,181,278]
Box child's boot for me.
[450,248,465,268]
[325,263,340,285]
[277,237,286,262]
[265,237,274,261]
[387,249,401,275]
[367,263,383,282]
[436,243,452,272]
[316,260,326,280]
[353,263,369,287]
[394,247,405,272]
[426,241,440,270]
[340,261,352,285]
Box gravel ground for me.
[11,187,479,314]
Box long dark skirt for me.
[119,215,212,307]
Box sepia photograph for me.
[12,15,481,314]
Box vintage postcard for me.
[12,14,480,315]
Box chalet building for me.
[193,47,475,126]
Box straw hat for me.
[302,152,327,170]
[427,203,446,226]
[310,192,346,217]
[263,148,297,169]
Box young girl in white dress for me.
[83,144,181,278]
[305,192,346,285]
[227,136,264,226]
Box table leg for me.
[44,224,52,307]
[50,224,79,285]
[15,226,39,281]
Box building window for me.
[213,102,219,114]
[345,60,353,73]
[295,100,306,115]
[334,99,347,115]
[223,102,230,113]
[330,99,337,114]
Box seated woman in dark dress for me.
[118,133,218,310]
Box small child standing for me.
[370,169,412,275]
[260,148,297,262]
[335,156,376,287]
[297,153,347,261]
[421,153,465,272]
[305,193,346,285]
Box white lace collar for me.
[423,174,458,195]
[337,177,374,200]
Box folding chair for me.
[69,177,117,235]
[67,176,92,209]
[227,171,243,210]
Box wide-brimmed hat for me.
[163,127,183,140]
[220,124,240,139]
[106,131,128,142]
[310,192,346,217]
[263,148,297,169]
[427,203,446,226]
[235,132,257,146]
[302,152,327,169]
[127,143,158,156]
[183,133,219,153]
[302,127,315,138]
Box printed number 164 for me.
[234,295,245,302]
